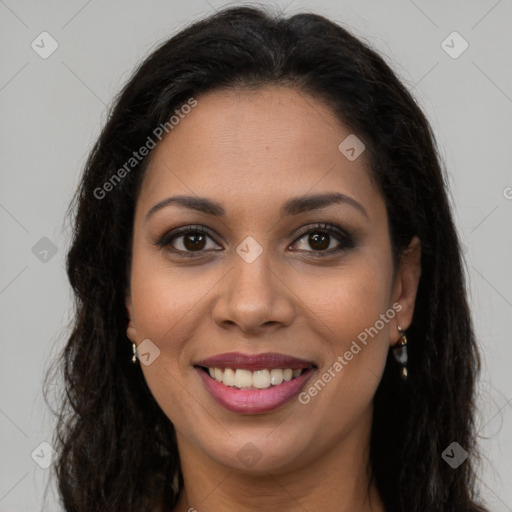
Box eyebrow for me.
[145,192,368,222]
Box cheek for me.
[299,256,393,413]
[128,256,209,426]
[307,256,393,347]
[129,248,208,340]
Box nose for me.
[211,247,295,336]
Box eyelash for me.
[154,223,355,258]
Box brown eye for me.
[307,232,330,251]
[155,223,354,259]
[182,232,207,251]
[155,225,222,256]
[290,223,354,255]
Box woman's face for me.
[126,86,420,475]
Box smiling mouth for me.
[197,366,313,390]
[194,352,318,414]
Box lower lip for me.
[196,367,315,414]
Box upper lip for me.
[194,352,317,371]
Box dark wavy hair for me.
[44,5,489,511]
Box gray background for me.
[0,0,511,510]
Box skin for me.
[125,86,421,512]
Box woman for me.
[46,5,489,511]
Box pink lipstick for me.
[194,352,317,414]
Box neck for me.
[172,407,385,512]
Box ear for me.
[390,236,421,344]
[125,292,137,342]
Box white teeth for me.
[234,369,252,388]
[214,368,223,382]
[223,368,235,387]
[205,367,306,389]
[270,368,283,386]
[253,369,270,389]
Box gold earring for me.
[393,326,408,380]
[131,341,137,363]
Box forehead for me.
[137,86,384,222]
